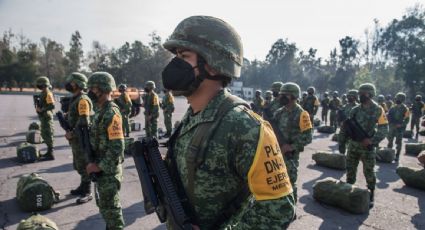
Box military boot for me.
[369,189,375,208]
[39,147,55,161]
[395,152,400,162]
[76,182,93,204]
[70,183,84,196]
[415,132,419,140]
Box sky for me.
[0,0,422,60]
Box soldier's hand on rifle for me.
[361,138,372,148]
[65,131,73,140]
[86,163,101,174]
[282,144,293,154]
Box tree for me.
[65,31,84,74]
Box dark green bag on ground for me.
[405,143,425,156]
[17,142,40,163]
[419,130,425,136]
[396,166,425,190]
[28,122,40,131]
[317,125,335,134]
[331,133,339,142]
[26,130,43,144]
[124,137,135,155]
[130,120,141,131]
[17,213,58,230]
[16,173,60,212]
[314,118,321,127]
[403,130,413,138]
[376,147,395,163]
[418,151,425,166]
[312,151,346,170]
[313,177,370,214]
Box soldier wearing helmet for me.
[265,82,284,122]
[34,76,55,161]
[385,94,393,110]
[387,92,410,161]
[303,86,320,124]
[341,94,348,106]
[115,84,132,137]
[329,90,341,130]
[160,88,175,138]
[272,82,313,203]
[64,72,94,204]
[377,94,388,112]
[86,72,125,229]
[262,90,274,121]
[410,94,424,139]
[338,83,388,208]
[320,92,330,125]
[252,89,264,116]
[161,16,295,229]
[143,81,159,137]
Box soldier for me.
[34,76,55,161]
[64,73,94,204]
[262,90,273,121]
[162,15,295,229]
[160,89,175,138]
[377,94,388,112]
[385,94,393,110]
[252,90,264,116]
[116,84,132,137]
[341,94,348,105]
[143,81,160,138]
[329,91,341,130]
[86,72,125,229]
[273,82,313,202]
[300,91,308,108]
[321,92,330,125]
[410,95,425,139]
[387,92,410,161]
[338,89,358,124]
[302,86,320,124]
[266,81,284,122]
[338,83,388,208]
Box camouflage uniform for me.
[116,84,132,137]
[266,82,284,123]
[329,92,341,130]
[273,83,313,202]
[320,93,330,125]
[341,94,348,106]
[385,95,393,111]
[410,95,425,138]
[339,90,358,123]
[35,76,55,159]
[163,16,295,229]
[387,93,410,160]
[143,81,160,138]
[262,91,273,121]
[161,90,175,136]
[377,95,388,113]
[88,72,124,229]
[303,87,320,124]
[252,91,264,116]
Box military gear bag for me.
[396,166,425,190]
[418,151,425,166]
[317,126,335,134]
[312,151,346,170]
[17,143,40,163]
[403,130,413,139]
[130,120,141,131]
[314,118,321,127]
[376,147,395,163]
[313,177,370,214]
[26,130,43,144]
[17,213,58,230]
[16,173,60,212]
[28,122,40,131]
[405,143,425,156]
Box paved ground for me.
[0,93,424,230]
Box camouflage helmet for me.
[415,94,422,100]
[324,91,329,96]
[358,83,376,97]
[265,90,273,98]
[347,89,358,97]
[342,94,347,99]
[118,84,127,91]
[163,16,243,79]
[145,81,156,90]
[66,72,87,89]
[280,82,301,98]
[395,92,406,102]
[307,86,315,94]
[87,72,116,92]
[255,90,262,95]
[386,94,392,100]
[271,82,284,93]
[333,91,339,97]
[377,94,385,102]
[35,76,51,87]
[302,91,307,97]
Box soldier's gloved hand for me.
[339,144,346,154]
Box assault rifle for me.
[341,117,374,151]
[33,95,41,109]
[132,137,192,230]
[56,111,71,132]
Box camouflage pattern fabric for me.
[302,94,319,124]
[339,101,388,190]
[387,103,409,156]
[161,92,175,135]
[321,97,330,125]
[273,103,313,201]
[252,95,264,116]
[116,92,132,136]
[17,213,58,230]
[385,99,393,111]
[89,101,124,229]
[262,97,273,122]
[167,90,295,230]
[143,91,160,137]
[268,98,281,121]
[329,97,341,129]
[410,100,425,135]
[37,89,55,150]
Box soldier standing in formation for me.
[116,84,132,137]
[160,89,175,138]
[410,95,425,139]
[86,72,125,229]
[329,91,341,130]
[377,94,388,113]
[267,81,284,121]
[385,94,393,110]
[338,83,388,208]
[143,81,160,138]
[339,89,358,123]
[35,76,55,161]
[273,82,313,203]
[341,94,347,106]
[321,92,330,125]
[161,15,295,229]
[302,86,320,124]
[64,73,94,204]
[262,90,273,121]
[252,90,264,116]
[387,92,410,162]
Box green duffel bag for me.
[418,151,425,166]
[403,130,413,139]
[396,166,425,190]
[313,177,370,214]
[17,213,58,230]
[16,173,60,212]
[312,151,346,170]
[331,133,339,142]
[28,122,40,131]
[124,137,135,155]
[376,147,395,163]
[405,143,425,156]
[317,125,335,134]
[17,142,40,163]
[26,130,43,144]
[314,118,321,127]
[419,130,425,136]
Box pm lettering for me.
[36,194,43,207]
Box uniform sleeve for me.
[372,107,389,145]
[151,94,159,116]
[98,111,124,174]
[76,98,91,127]
[402,107,410,127]
[125,93,133,114]
[41,92,55,112]
[293,111,313,152]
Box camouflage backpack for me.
[28,122,40,131]
[17,213,58,230]
[17,143,40,163]
[16,173,60,212]
[26,130,43,144]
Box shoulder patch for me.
[404,108,410,118]
[378,107,388,125]
[78,99,90,116]
[248,121,293,200]
[314,98,320,106]
[46,92,54,104]
[169,95,174,104]
[107,114,124,140]
[153,94,159,106]
[299,111,313,132]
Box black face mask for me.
[279,95,290,106]
[144,88,151,93]
[348,97,355,103]
[273,92,279,97]
[36,85,44,90]
[87,91,98,103]
[65,83,74,92]
[395,100,402,104]
[162,57,201,96]
[359,95,369,103]
[416,99,421,102]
